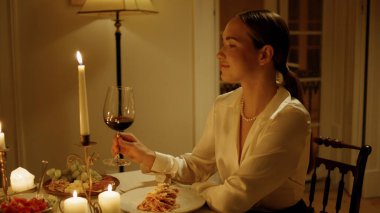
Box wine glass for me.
[103,86,135,167]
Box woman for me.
[113,10,311,212]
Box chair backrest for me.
[307,137,372,213]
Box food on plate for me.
[137,183,179,212]
[0,196,48,213]
[44,159,117,195]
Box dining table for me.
[110,170,214,213]
[0,169,215,212]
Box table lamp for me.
[78,0,158,87]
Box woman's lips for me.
[220,63,230,69]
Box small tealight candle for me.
[98,184,120,213]
[0,122,6,150]
[64,190,88,213]
[10,167,35,192]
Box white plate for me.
[120,185,206,212]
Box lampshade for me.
[78,0,158,18]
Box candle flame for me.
[0,122,2,132]
[108,184,112,191]
[73,190,78,197]
[76,51,83,65]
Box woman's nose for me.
[216,48,224,60]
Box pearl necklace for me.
[240,99,257,122]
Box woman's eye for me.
[226,43,236,48]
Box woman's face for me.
[217,17,260,83]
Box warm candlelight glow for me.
[98,184,120,213]
[0,122,6,151]
[64,190,88,213]
[10,167,35,192]
[76,51,83,65]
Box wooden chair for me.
[307,137,372,213]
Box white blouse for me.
[150,87,311,212]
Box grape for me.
[73,180,82,185]
[81,172,88,182]
[46,168,55,177]
[70,164,77,172]
[54,169,62,179]
[72,170,80,178]
[83,182,89,189]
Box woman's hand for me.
[112,132,156,170]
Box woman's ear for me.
[258,45,274,66]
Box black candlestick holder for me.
[80,134,91,146]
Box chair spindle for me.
[309,168,317,208]
[335,173,345,213]
[322,170,331,213]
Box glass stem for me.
[116,131,124,172]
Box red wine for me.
[104,116,134,131]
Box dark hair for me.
[238,10,304,104]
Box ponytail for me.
[281,68,304,104]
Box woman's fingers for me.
[118,132,137,142]
[110,132,155,167]
[111,133,131,156]
[111,136,118,155]
[113,134,136,157]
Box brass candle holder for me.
[59,135,102,213]
[80,135,103,213]
[0,148,9,202]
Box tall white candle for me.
[0,122,6,150]
[64,190,88,213]
[98,184,120,213]
[76,51,90,135]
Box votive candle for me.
[98,184,120,213]
[64,190,88,213]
